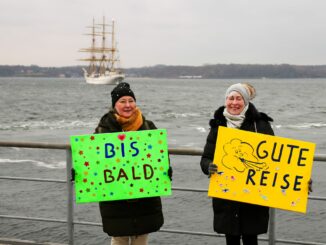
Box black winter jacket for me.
[95,111,164,236]
[200,103,274,235]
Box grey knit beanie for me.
[225,83,250,106]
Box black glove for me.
[208,163,218,178]
[168,166,173,181]
[308,179,313,194]
[71,168,75,182]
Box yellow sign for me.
[208,126,315,213]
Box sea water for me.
[0,77,325,244]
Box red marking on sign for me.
[118,134,126,141]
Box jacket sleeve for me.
[200,127,218,175]
[146,120,157,130]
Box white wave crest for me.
[276,122,326,129]
[196,127,207,133]
[0,158,66,169]
[166,112,201,118]
[0,120,97,131]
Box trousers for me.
[110,234,149,245]
[225,234,258,245]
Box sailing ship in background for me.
[79,17,125,85]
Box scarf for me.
[114,107,143,131]
[223,104,249,128]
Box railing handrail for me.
[0,141,69,150]
[0,141,325,245]
[1,141,326,161]
[1,176,325,201]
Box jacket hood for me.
[98,110,122,131]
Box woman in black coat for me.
[95,82,168,245]
[200,83,274,245]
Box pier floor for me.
[0,238,65,245]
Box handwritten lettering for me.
[256,141,310,166]
[103,164,154,183]
[105,141,139,159]
[246,169,303,191]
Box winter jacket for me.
[95,111,164,236]
[200,103,274,235]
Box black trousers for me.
[225,234,258,245]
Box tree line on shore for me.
[1,64,326,78]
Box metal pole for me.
[269,208,276,245]
[66,149,74,245]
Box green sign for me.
[70,129,171,203]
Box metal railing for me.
[0,141,326,245]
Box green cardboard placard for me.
[70,129,171,203]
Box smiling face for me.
[225,91,245,115]
[114,96,136,118]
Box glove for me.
[71,168,75,182]
[168,166,173,181]
[308,179,313,194]
[208,163,218,177]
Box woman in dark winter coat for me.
[200,83,274,245]
[95,82,167,245]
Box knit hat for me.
[225,83,251,106]
[111,82,136,107]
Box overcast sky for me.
[1,0,326,68]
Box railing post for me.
[66,149,74,245]
[268,208,276,245]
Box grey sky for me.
[1,0,326,68]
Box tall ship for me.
[79,17,125,85]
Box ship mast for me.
[98,16,110,75]
[111,20,116,72]
[79,18,101,75]
[110,20,122,73]
[89,18,97,75]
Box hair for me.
[241,83,256,100]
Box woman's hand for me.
[308,179,313,194]
[208,163,218,178]
[168,166,173,181]
[71,168,75,182]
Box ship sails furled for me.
[79,17,125,85]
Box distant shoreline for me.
[2,64,326,79]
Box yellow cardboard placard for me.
[208,126,315,213]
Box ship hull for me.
[84,73,125,85]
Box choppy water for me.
[0,77,325,244]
